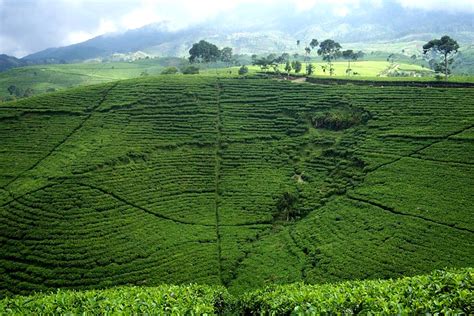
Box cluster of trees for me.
[251,39,364,77]
[160,66,200,75]
[188,40,234,64]
[185,35,459,80]
[4,85,34,101]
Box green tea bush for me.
[312,108,369,131]
[0,284,232,315]
[0,269,472,314]
[161,66,179,75]
[238,268,473,314]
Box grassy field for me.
[0,75,473,298]
[0,268,472,314]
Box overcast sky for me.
[1,0,473,57]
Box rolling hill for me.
[0,75,473,297]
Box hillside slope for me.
[0,76,473,297]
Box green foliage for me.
[181,65,200,74]
[275,191,299,221]
[423,35,460,79]
[306,63,314,75]
[0,269,471,314]
[284,61,292,75]
[238,268,474,314]
[238,65,248,75]
[312,108,369,130]
[318,39,342,76]
[220,47,233,63]
[0,284,232,315]
[188,40,221,63]
[161,66,179,75]
[291,60,302,73]
[0,76,472,297]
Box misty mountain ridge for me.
[19,3,474,62]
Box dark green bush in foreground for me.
[0,269,472,315]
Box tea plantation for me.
[0,76,473,301]
[1,268,472,314]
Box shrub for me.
[312,108,369,131]
[238,65,249,75]
[161,66,178,75]
[181,65,200,75]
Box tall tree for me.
[304,47,311,72]
[317,39,342,76]
[284,61,292,77]
[342,50,363,75]
[292,60,302,73]
[220,47,233,64]
[309,39,319,50]
[423,35,459,80]
[188,40,221,63]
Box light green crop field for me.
[242,61,432,77]
[0,76,473,299]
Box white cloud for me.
[333,6,350,17]
[1,0,473,57]
[291,0,362,14]
[396,0,474,13]
[121,8,162,30]
[64,31,93,45]
[63,19,118,45]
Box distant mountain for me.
[20,3,474,63]
[0,54,27,72]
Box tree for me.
[309,39,319,50]
[23,88,34,98]
[387,53,395,65]
[238,65,249,75]
[188,40,220,63]
[284,61,292,76]
[304,47,311,64]
[161,67,178,75]
[342,50,363,76]
[276,191,299,221]
[7,85,17,96]
[306,63,314,76]
[252,54,278,72]
[292,60,302,73]
[423,35,459,79]
[220,47,233,64]
[317,39,342,76]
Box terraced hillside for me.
[0,76,473,297]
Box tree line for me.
[185,35,460,80]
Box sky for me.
[1,0,473,57]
